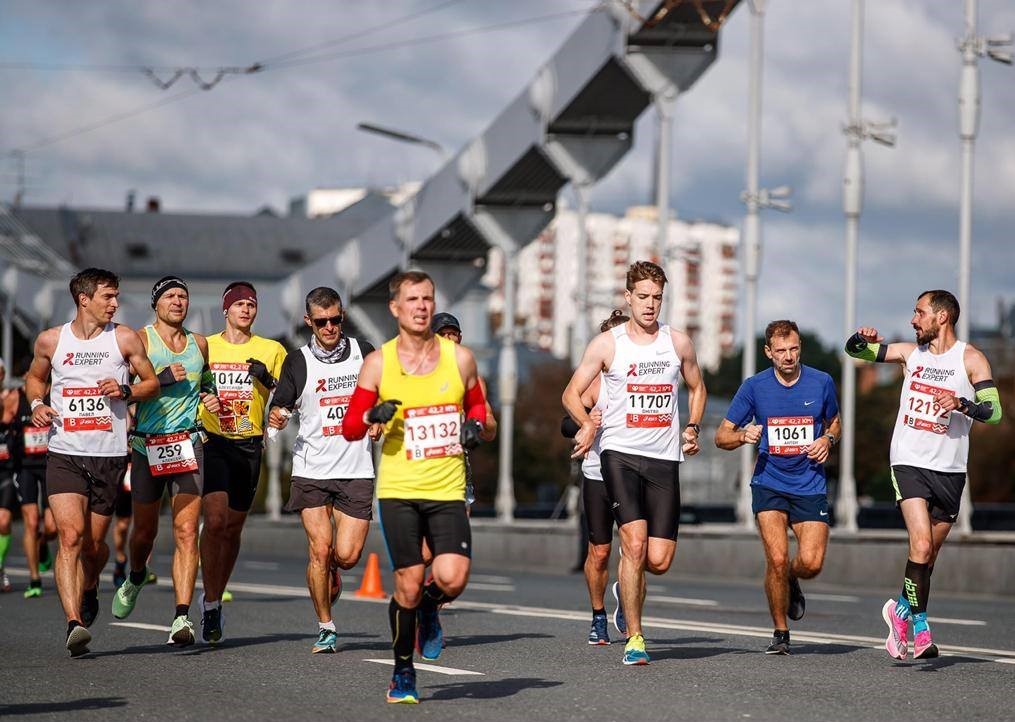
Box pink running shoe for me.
[882,599,908,660]
[913,629,939,659]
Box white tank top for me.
[890,341,974,473]
[291,341,374,480]
[581,374,609,482]
[49,322,129,457]
[599,323,683,462]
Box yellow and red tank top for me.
[377,335,465,501]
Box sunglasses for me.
[311,315,343,329]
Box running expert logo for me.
[626,360,671,377]
[911,365,956,383]
[62,351,110,366]
[314,374,358,393]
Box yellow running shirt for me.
[199,333,287,439]
[377,335,466,501]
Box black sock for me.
[67,620,81,636]
[84,587,97,601]
[30,578,42,588]
[420,581,455,612]
[592,607,606,617]
[175,604,189,619]
[388,599,417,671]
[129,569,146,585]
[903,559,930,615]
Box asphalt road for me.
[3,532,1014,721]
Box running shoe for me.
[881,599,908,660]
[66,625,92,658]
[113,560,127,589]
[221,589,234,603]
[611,581,627,636]
[330,563,342,606]
[201,594,224,644]
[417,606,444,661]
[386,668,419,704]
[24,581,42,599]
[787,576,806,621]
[913,629,938,659]
[0,571,11,593]
[168,615,196,646]
[81,589,99,627]
[111,570,147,619]
[765,629,790,655]
[38,542,53,572]
[312,628,338,654]
[623,634,650,665]
[146,570,158,585]
[588,614,610,645]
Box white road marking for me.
[465,582,515,592]
[650,595,719,607]
[111,622,172,632]
[243,561,280,571]
[471,574,514,584]
[807,593,861,603]
[364,659,484,676]
[928,617,987,626]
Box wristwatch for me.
[119,384,133,401]
[824,432,837,446]
[685,423,701,435]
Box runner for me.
[25,268,159,656]
[561,311,629,646]
[562,261,706,666]
[343,271,488,703]
[110,276,220,647]
[12,370,58,598]
[846,290,1002,660]
[714,320,840,654]
[198,281,286,643]
[0,360,16,592]
[267,286,376,654]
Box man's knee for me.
[587,543,611,571]
[909,537,933,563]
[334,546,362,570]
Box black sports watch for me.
[685,423,701,435]
[119,384,133,401]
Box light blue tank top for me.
[130,325,204,453]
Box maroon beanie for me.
[222,282,257,311]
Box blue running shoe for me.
[312,628,338,654]
[588,614,610,645]
[623,634,650,665]
[612,582,627,636]
[386,668,419,704]
[417,606,444,660]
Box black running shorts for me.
[129,438,204,504]
[600,449,680,540]
[46,452,128,517]
[286,476,374,520]
[202,433,264,513]
[14,466,47,508]
[582,475,614,546]
[378,499,471,570]
[892,465,966,524]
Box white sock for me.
[319,620,336,632]
[204,599,222,612]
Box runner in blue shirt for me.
[715,320,840,654]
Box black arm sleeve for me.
[269,351,306,411]
[358,339,375,357]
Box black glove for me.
[246,358,276,389]
[367,399,401,424]
[461,419,483,450]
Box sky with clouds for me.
[2,0,1013,348]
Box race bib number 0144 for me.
[62,387,112,432]
[403,404,462,461]
[767,415,814,456]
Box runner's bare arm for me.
[714,418,762,449]
[26,328,59,425]
[562,332,612,458]
[193,334,220,414]
[673,329,706,456]
[110,325,160,401]
[846,327,913,365]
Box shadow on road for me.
[791,643,866,656]
[650,644,754,661]
[0,696,127,716]
[85,632,309,658]
[911,655,990,672]
[426,677,563,701]
[440,633,555,648]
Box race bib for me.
[626,383,673,428]
[145,431,198,477]
[24,426,50,455]
[0,442,8,462]
[319,394,350,437]
[62,387,112,432]
[904,381,951,435]
[212,362,254,433]
[403,404,462,461]
[767,415,814,456]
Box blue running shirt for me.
[725,365,839,495]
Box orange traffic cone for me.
[355,552,388,599]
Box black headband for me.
[151,276,188,309]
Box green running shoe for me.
[111,568,148,619]
[38,542,53,572]
[168,615,196,646]
[24,581,42,599]
[623,633,650,665]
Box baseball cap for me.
[431,312,462,335]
